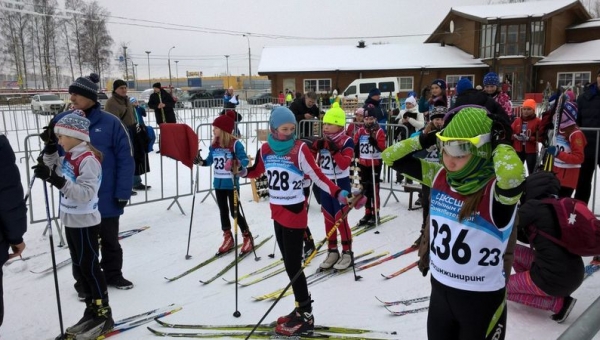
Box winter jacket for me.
[552,127,586,189]
[223,93,239,109]
[363,96,387,126]
[148,89,176,124]
[576,82,600,159]
[105,93,135,127]
[487,91,512,118]
[353,125,387,167]
[202,139,249,190]
[0,134,27,265]
[289,97,320,137]
[453,89,507,116]
[52,104,134,218]
[511,115,542,154]
[133,105,147,126]
[419,95,448,114]
[516,180,584,296]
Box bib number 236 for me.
[430,219,501,266]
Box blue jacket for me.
[52,104,134,217]
[203,139,249,190]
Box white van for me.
[342,77,402,102]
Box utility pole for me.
[131,61,137,90]
[145,51,151,88]
[243,34,252,89]
[123,46,129,85]
[175,61,179,88]
[225,55,230,87]
[168,46,175,89]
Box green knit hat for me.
[442,107,493,159]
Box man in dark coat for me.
[0,133,27,326]
[148,82,176,124]
[289,91,320,138]
[575,69,600,203]
[453,78,507,116]
[362,88,387,128]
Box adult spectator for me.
[105,80,151,192]
[453,78,507,116]
[41,73,135,291]
[418,80,448,121]
[223,86,239,109]
[0,133,27,326]
[290,91,320,138]
[575,69,600,203]
[483,72,513,119]
[148,82,176,124]
[285,90,293,107]
[362,88,387,130]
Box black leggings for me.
[274,221,309,304]
[517,150,537,175]
[67,225,108,301]
[428,278,506,340]
[421,185,431,228]
[215,189,249,232]
[574,157,600,203]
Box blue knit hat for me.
[129,97,137,104]
[269,106,296,131]
[369,88,381,97]
[483,72,500,86]
[456,78,473,95]
[432,79,446,90]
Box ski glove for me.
[368,136,379,148]
[39,121,57,145]
[352,194,367,210]
[193,151,204,166]
[513,134,527,142]
[238,168,248,177]
[336,190,350,205]
[489,114,512,149]
[313,138,339,153]
[546,145,560,157]
[115,199,128,209]
[32,164,66,189]
[224,159,241,172]
[419,131,437,149]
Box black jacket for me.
[289,97,320,138]
[576,83,600,159]
[0,135,27,265]
[453,89,507,116]
[148,89,176,124]
[363,96,387,123]
[516,174,584,297]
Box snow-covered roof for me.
[535,40,600,66]
[568,18,600,29]
[257,43,487,73]
[452,0,578,21]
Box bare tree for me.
[31,0,59,89]
[80,0,113,79]
[65,0,85,77]
[0,0,32,89]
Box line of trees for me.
[0,0,113,90]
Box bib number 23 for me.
[430,219,501,266]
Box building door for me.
[499,66,524,101]
[283,78,296,94]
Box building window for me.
[480,24,496,59]
[499,24,526,56]
[557,72,591,92]
[304,79,332,93]
[530,21,545,57]
[446,75,475,90]
[398,77,414,91]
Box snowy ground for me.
[2,108,600,339]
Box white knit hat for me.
[54,111,90,142]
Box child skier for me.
[345,107,364,139]
[312,103,357,270]
[511,99,541,175]
[382,106,525,340]
[353,104,387,226]
[508,171,583,323]
[33,112,114,340]
[193,112,254,254]
[240,106,352,336]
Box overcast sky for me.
[94,0,493,79]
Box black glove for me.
[193,151,204,165]
[419,131,437,149]
[43,142,58,155]
[489,114,512,149]
[32,164,66,189]
[418,259,429,277]
[313,138,339,153]
[368,136,378,148]
[116,199,128,209]
[39,121,57,145]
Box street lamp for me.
[243,34,252,89]
[168,46,175,89]
[225,55,230,87]
[130,60,137,90]
[174,61,179,88]
[145,51,151,88]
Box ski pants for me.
[427,277,507,340]
[215,189,249,233]
[574,156,600,203]
[274,221,310,305]
[67,225,108,301]
[320,177,352,251]
[517,150,537,176]
[358,164,382,216]
[507,245,564,314]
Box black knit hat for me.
[69,73,100,102]
[152,82,162,89]
[430,106,448,120]
[113,79,127,91]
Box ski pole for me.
[185,154,201,260]
[371,160,380,234]
[246,193,363,340]
[237,200,260,262]
[231,156,241,318]
[42,179,64,337]
[24,175,36,202]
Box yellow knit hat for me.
[323,102,346,127]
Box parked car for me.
[207,88,226,99]
[30,94,66,115]
[247,93,273,105]
[98,92,108,110]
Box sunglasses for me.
[436,131,491,157]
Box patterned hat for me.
[432,79,446,90]
[68,73,99,102]
[323,102,346,127]
[54,111,90,142]
[483,72,500,86]
[430,106,448,120]
[442,107,492,159]
[129,97,138,104]
[559,101,578,128]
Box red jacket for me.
[511,116,541,154]
[553,128,586,189]
[353,126,386,166]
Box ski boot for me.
[217,231,234,254]
[66,298,114,340]
[333,250,353,270]
[275,299,314,336]
[357,214,372,227]
[241,230,254,254]
[319,249,340,270]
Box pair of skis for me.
[376,296,430,316]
